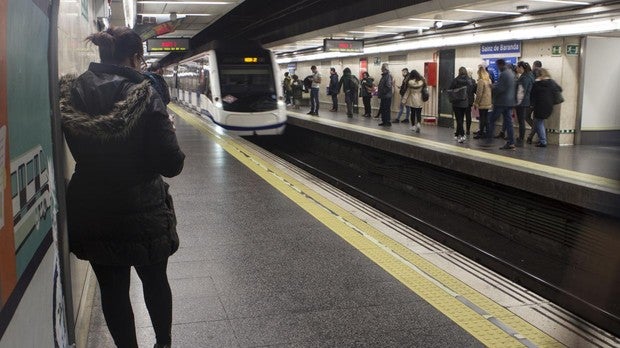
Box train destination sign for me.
[146,38,190,52]
[324,39,364,53]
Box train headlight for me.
[277,100,285,106]
[215,101,223,108]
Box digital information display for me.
[146,38,190,52]
[324,39,364,53]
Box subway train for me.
[166,41,287,135]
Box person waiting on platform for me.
[328,67,339,112]
[448,67,475,143]
[60,26,185,348]
[393,68,410,123]
[308,65,321,116]
[377,63,394,126]
[282,72,292,106]
[485,59,516,150]
[465,68,477,137]
[291,74,303,110]
[531,68,561,148]
[360,71,375,117]
[401,69,426,133]
[337,67,360,117]
[515,61,535,147]
[473,66,493,139]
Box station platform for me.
[83,104,618,347]
[284,107,620,218]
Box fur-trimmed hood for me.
[60,63,153,142]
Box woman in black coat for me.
[60,27,184,348]
[449,67,475,143]
[530,68,559,147]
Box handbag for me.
[422,84,430,102]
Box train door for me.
[18,164,26,210]
[437,49,455,128]
[33,154,40,192]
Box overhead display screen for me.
[324,39,364,53]
[146,38,190,52]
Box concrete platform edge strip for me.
[169,104,563,348]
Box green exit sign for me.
[551,45,561,56]
[566,44,580,56]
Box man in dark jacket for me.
[485,59,516,149]
[328,67,339,111]
[377,63,393,126]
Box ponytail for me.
[86,27,142,64]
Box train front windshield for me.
[218,55,278,112]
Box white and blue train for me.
[166,41,287,135]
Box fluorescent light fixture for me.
[348,30,398,35]
[454,9,521,15]
[139,13,212,16]
[377,25,430,30]
[137,1,230,4]
[276,18,618,64]
[123,0,136,28]
[409,18,468,23]
[529,0,590,5]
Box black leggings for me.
[91,259,172,348]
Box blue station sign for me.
[480,41,522,58]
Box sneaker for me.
[402,119,410,124]
[494,131,505,139]
[499,143,516,150]
[378,122,391,126]
[307,111,314,115]
[410,125,416,131]
[535,143,547,147]
[415,122,421,133]
[392,119,400,123]
[458,136,465,143]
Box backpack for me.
[351,75,359,91]
[551,80,564,105]
[303,75,313,92]
[446,85,467,103]
[421,83,429,102]
[144,72,171,105]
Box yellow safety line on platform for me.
[169,104,564,348]
[287,112,619,191]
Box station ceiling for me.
[119,0,617,65]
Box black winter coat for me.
[449,75,474,108]
[531,78,557,119]
[60,63,185,266]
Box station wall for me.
[281,36,584,145]
[0,0,99,346]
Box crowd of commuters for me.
[284,59,560,147]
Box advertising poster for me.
[0,0,18,311]
[1,0,56,336]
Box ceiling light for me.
[137,1,230,4]
[377,25,430,30]
[409,18,468,23]
[348,30,398,35]
[139,13,212,16]
[516,5,529,12]
[529,0,590,5]
[454,9,521,15]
